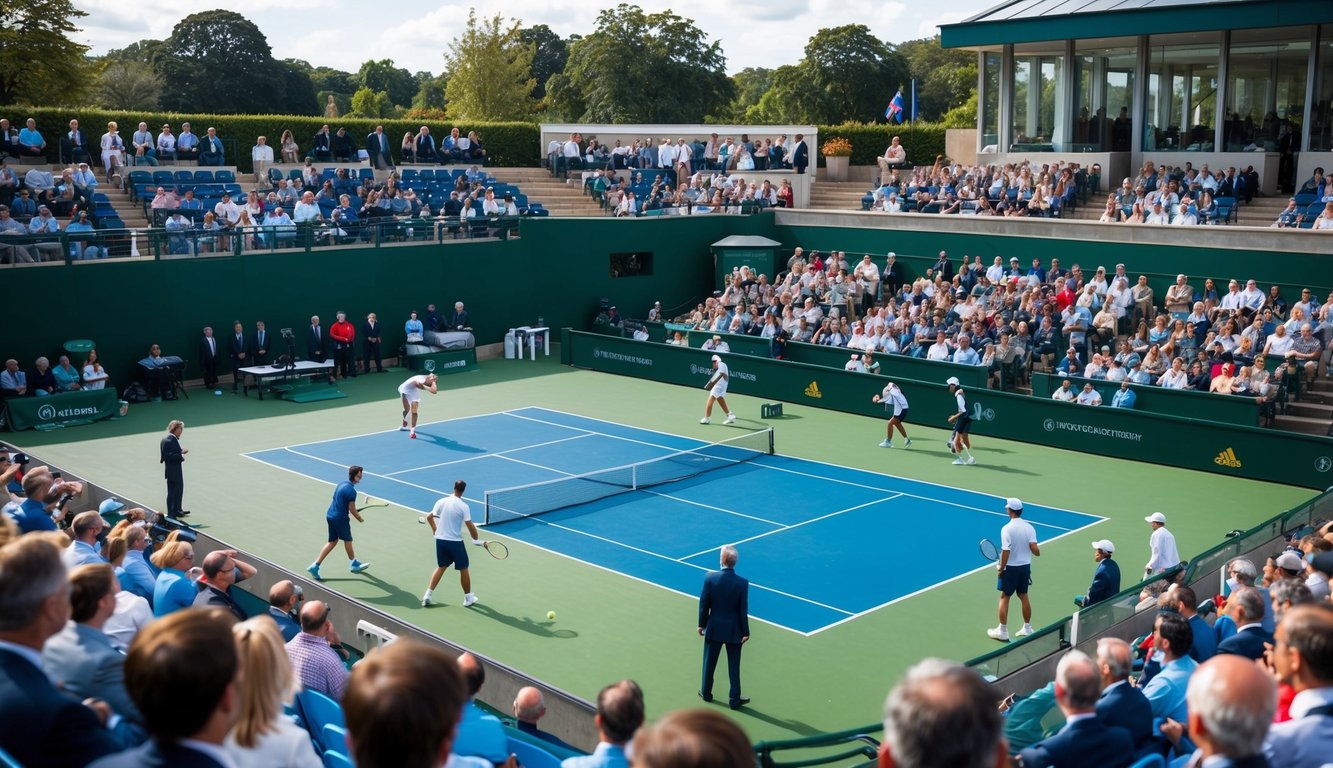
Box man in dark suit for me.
[1174,655,1276,768]
[192,551,254,621]
[698,544,750,709]
[446,301,471,331]
[253,320,270,365]
[267,580,302,642]
[362,312,384,374]
[227,320,250,392]
[307,314,325,362]
[366,124,393,170]
[1216,586,1272,661]
[0,538,124,767]
[790,133,808,174]
[89,609,242,768]
[197,325,221,390]
[311,125,332,162]
[1076,540,1122,607]
[1017,650,1134,768]
[160,419,188,519]
[1094,637,1153,752]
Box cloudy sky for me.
[72,0,999,76]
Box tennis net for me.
[484,427,774,525]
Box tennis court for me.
[245,406,1104,634]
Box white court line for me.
[493,453,579,477]
[503,410,691,454]
[532,518,854,617]
[679,494,904,561]
[640,490,782,526]
[808,515,1106,635]
[386,433,595,476]
[247,409,516,454]
[279,447,488,508]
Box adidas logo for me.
[1213,448,1242,468]
[804,381,822,399]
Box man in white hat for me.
[945,376,976,465]
[989,497,1040,642]
[700,354,735,425]
[1076,540,1121,607]
[1144,512,1181,575]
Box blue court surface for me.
[245,407,1105,634]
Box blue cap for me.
[98,498,126,516]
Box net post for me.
[632,465,638,491]
[483,491,491,525]
[767,427,774,455]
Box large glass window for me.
[1312,25,1333,152]
[1225,27,1310,150]
[1011,46,1064,150]
[1072,40,1136,151]
[982,51,1001,151]
[1146,35,1221,151]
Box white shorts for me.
[710,383,728,398]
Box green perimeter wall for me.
[564,330,1333,489]
[4,216,765,387]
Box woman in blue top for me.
[150,539,196,617]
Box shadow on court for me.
[413,432,487,454]
[349,572,429,610]
[972,464,1041,476]
[732,706,821,736]
[468,604,579,639]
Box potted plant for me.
[821,137,853,181]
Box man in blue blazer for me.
[1216,587,1272,661]
[0,538,125,767]
[1076,540,1122,607]
[698,544,750,709]
[790,133,809,174]
[1263,604,1333,768]
[1017,649,1134,768]
[366,124,393,170]
[1095,637,1154,752]
[90,609,242,768]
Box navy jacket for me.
[1096,681,1153,751]
[699,567,750,644]
[1216,626,1272,661]
[1084,557,1122,606]
[90,739,227,768]
[1017,716,1134,768]
[160,433,184,482]
[0,648,122,767]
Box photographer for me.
[13,466,82,534]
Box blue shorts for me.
[435,539,469,570]
[891,408,909,423]
[953,414,973,435]
[326,517,352,542]
[998,563,1031,596]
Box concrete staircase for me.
[1274,375,1333,436]
[487,168,607,217]
[809,180,872,211]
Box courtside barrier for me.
[1030,372,1260,427]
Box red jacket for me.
[330,320,355,344]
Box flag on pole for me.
[911,79,918,122]
[885,89,905,123]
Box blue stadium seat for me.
[128,170,152,186]
[1128,754,1164,768]
[0,744,23,768]
[297,689,345,753]
[194,170,215,183]
[152,171,173,185]
[215,170,236,183]
[401,169,419,183]
[358,168,374,181]
[1300,202,1322,228]
[174,170,194,184]
[1293,192,1316,206]
[1213,196,1236,224]
[269,168,284,185]
[322,724,348,756]
[505,736,562,768]
[418,169,436,181]
[322,751,354,768]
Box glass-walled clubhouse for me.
[942,0,1333,194]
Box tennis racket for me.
[979,538,1000,562]
[483,540,509,560]
[356,496,388,512]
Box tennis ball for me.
[546,610,556,620]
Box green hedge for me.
[814,122,947,167]
[2,107,542,172]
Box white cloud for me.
[74,0,998,76]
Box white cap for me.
[710,354,721,362]
[946,376,961,387]
[1092,539,1115,554]
[1005,498,1023,512]
[887,252,896,258]
[1145,512,1167,524]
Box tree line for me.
[3,2,976,126]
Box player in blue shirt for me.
[307,464,370,580]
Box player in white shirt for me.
[871,381,912,448]
[700,354,735,425]
[421,479,484,607]
[988,497,1041,642]
[397,372,438,439]
[946,377,976,465]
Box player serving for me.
[871,381,912,448]
[398,372,439,439]
[945,376,976,465]
[700,354,736,425]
